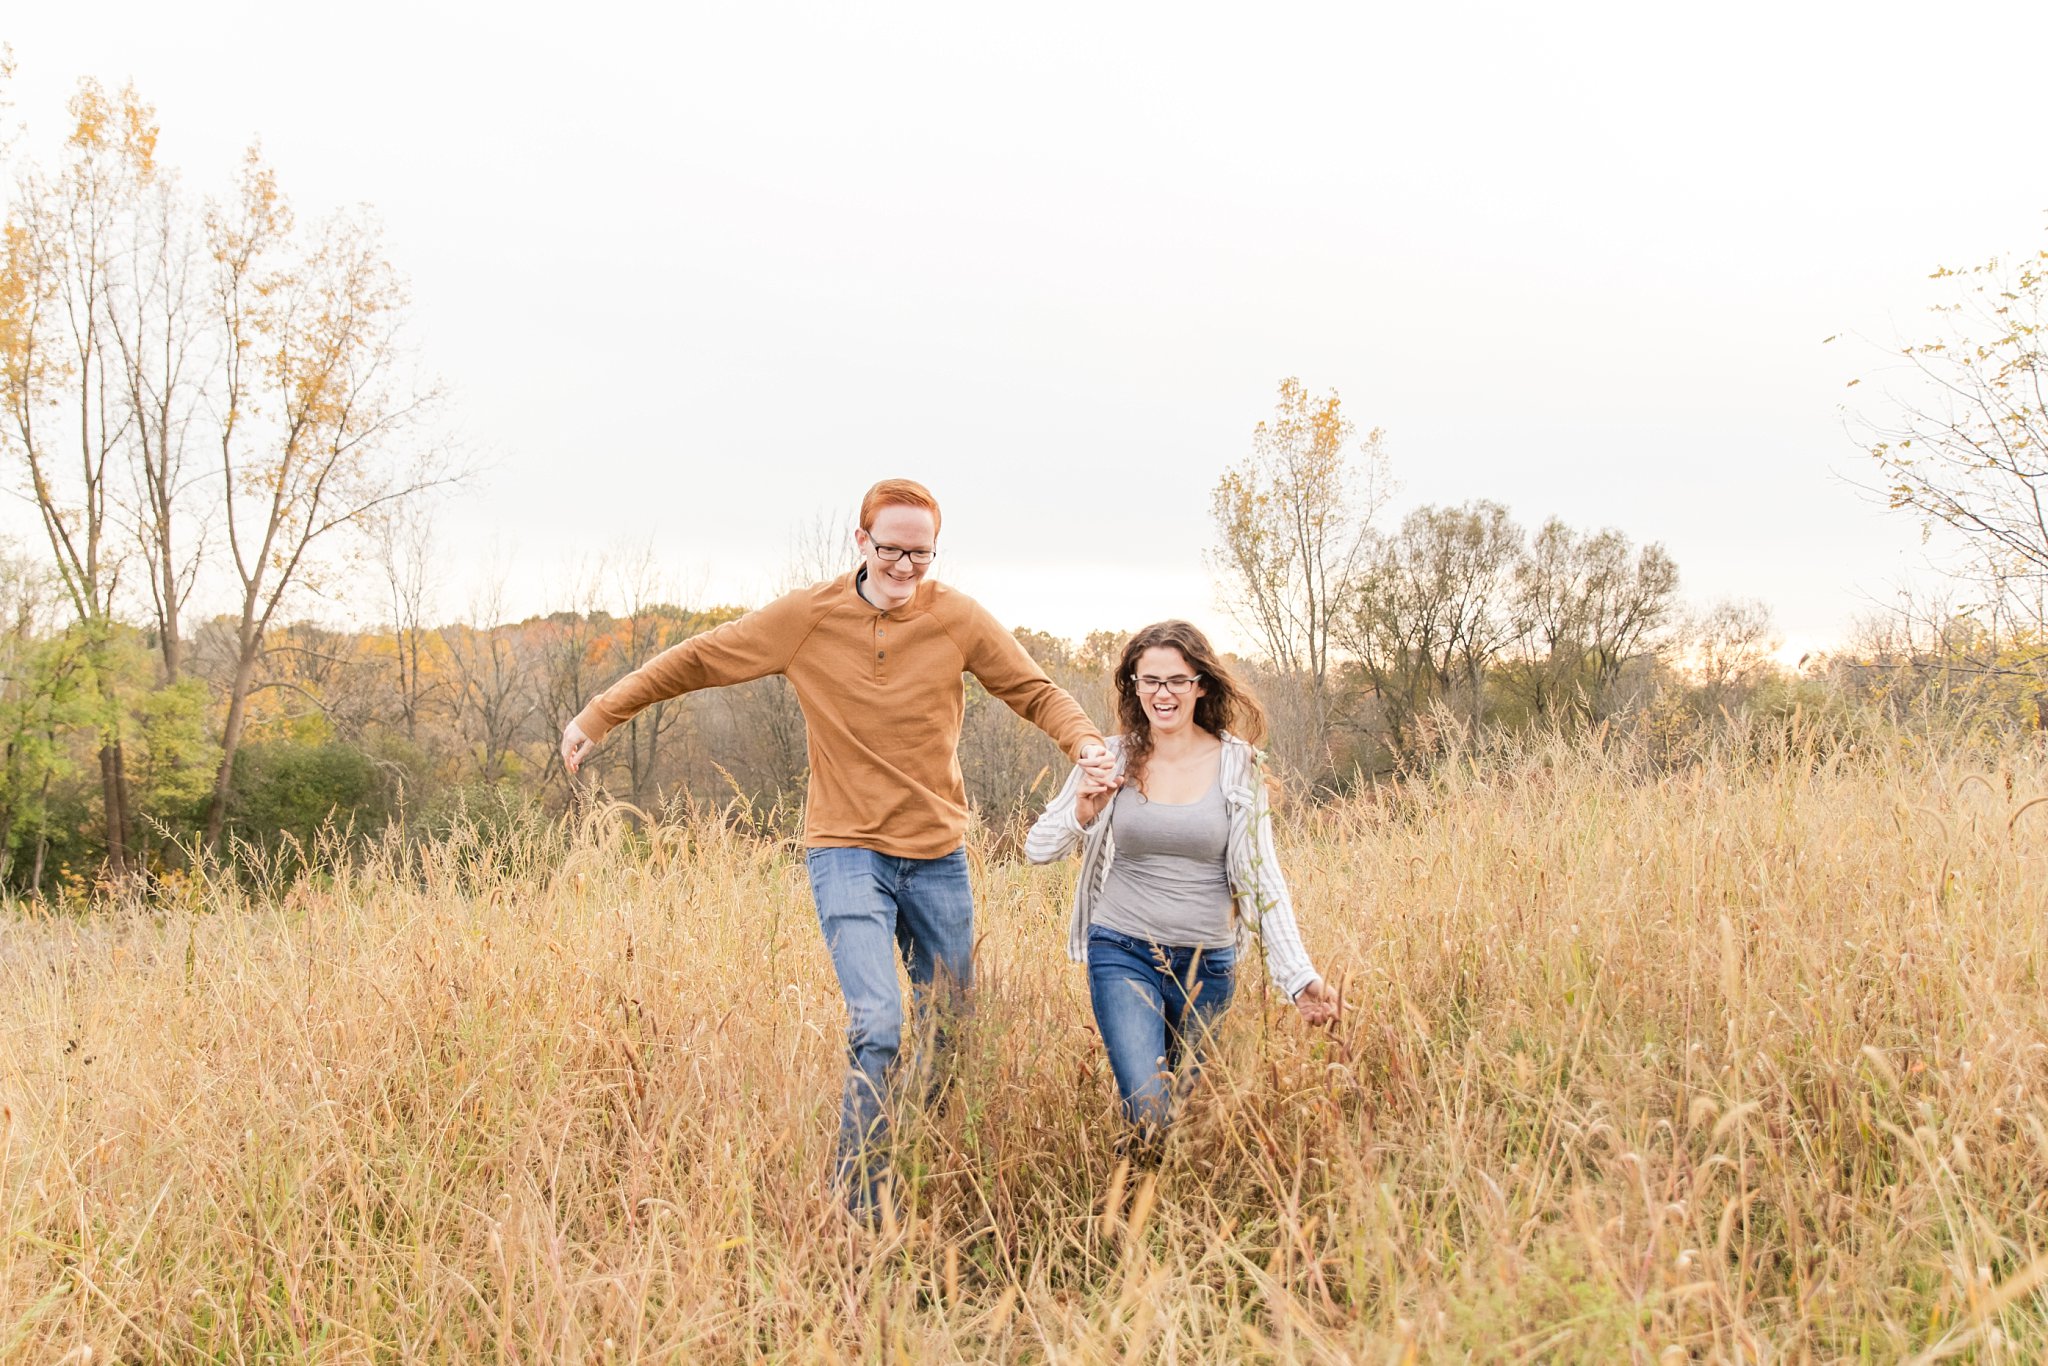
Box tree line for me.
[1206,377,1798,787]
[4,63,2042,896]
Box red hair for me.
[860,479,942,535]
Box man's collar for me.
[852,564,927,616]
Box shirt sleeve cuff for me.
[571,703,615,746]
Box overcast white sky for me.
[7,2,2044,661]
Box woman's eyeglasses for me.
[1130,674,1202,695]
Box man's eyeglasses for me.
[1131,674,1202,695]
[870,543,937,565]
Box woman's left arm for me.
[1235,758,1337,1022]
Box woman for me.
[1026,620,1340,1143]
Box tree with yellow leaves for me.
[0,79,165,873]
[199,149,451,847]
[1208,376,1390,781]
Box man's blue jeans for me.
[1086,924,1237,1139]
[805,845,974,1210]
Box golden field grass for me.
[6,724,2048,1362]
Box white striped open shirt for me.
[1024,732,1322,998]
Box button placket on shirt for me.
[874,617,887,682]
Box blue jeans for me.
[1086,925,1237,1138]
[805,845,974,1210]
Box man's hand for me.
[560,718,596,775]
[1293,977,1341,1026]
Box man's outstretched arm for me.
[562,589,816,773]
[956,605,1113,782]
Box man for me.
[561,479,1114,1216]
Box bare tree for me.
[1687,597,1779,711]
[1576,528,1680,705]
[1854,245,2048,638]
[198,150,448,847]
[1833,585,2048,728]
[1502,520,1680,723]
[444,568,537,787]
[374,498,440,746]
[779,504,856,592]
[1348,501,1525,742]
[104,155,211,684]
[255,619,376,737]
[601,544,698,807]
[536,557,611,798]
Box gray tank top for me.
[1092,776,1234,949]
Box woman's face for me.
[1130,645,1206,737]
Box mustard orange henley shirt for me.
[572,570,1104,859]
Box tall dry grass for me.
[5,723,2048,1361]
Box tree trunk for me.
[0,736,21,887]
[28,741,54,892]
[202,645,262,849]
[627,713,649,807]
[99,740,130,875]
[158,533,183,683]
[401,628,417,743]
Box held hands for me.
[1073,741,1122,827]
[560,719,596,775]
[1293,977,1342,1026]
[1076,741,1116,786]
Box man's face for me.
[855,505,937,611]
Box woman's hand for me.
[1073,770,1122,827]
[1293,977,1341,1026]
[1076,741,1116,786]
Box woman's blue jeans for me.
[805,845,974,1213]
[1086,924,1237,1139]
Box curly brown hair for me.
[1113,621,1269,795]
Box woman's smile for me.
[1131,645,1204,735]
